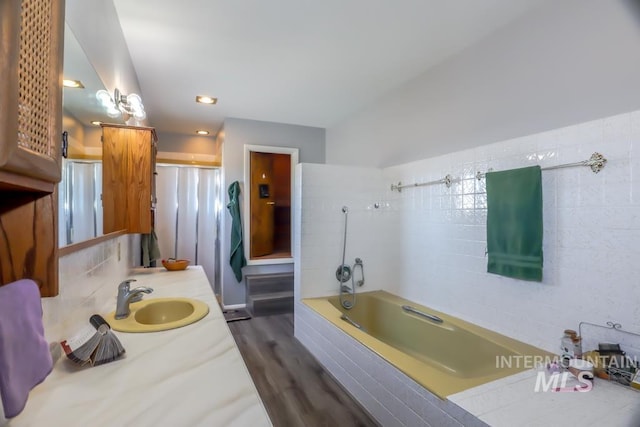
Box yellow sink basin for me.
[104,297,209,333]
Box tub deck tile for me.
[453,371,640,427]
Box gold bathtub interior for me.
[303,290,553,399]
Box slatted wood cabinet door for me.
[0,0,65,193]
[0,0,64,297]
[101,124,157,234]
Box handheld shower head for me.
[342,206,348,213]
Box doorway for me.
[244,145,298,264]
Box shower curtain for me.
[154,165,221,293]
[59,160,103,246]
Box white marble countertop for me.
[10,266,272,427]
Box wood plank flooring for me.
[228,313,378,427]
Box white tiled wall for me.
[294,163,400,299]
[383,109,640,355]
[42,235,131,342]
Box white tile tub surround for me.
[294,163,401,300]
[294,110,640,426]
[42,235,131,342]
[382,109,640,355]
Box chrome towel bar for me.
[476,152,607,180]
[390,174,456,192]
[390,152,607,192]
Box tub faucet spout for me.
[115,279,153,319]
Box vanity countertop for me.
[11,266,272,427]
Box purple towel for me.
[0,279,53,418]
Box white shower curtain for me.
[59,160,103,246]
[155,165,221,292]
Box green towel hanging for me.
[141,229,161,268]
[227,181,247,282]
[486,166,543,282]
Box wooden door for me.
[102,127,128,234]
[0,193,58,296]
[250,152,275,257]
[125,129,152,233]
[101,125,155,234]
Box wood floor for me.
[228,313,378,427]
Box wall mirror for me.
[59,23,124,247]
[243,145,298,265]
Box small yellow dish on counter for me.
[104,297,209,333]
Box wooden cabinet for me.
[0,0,64,297]
[101,124,157,234]
[0,0,65,193]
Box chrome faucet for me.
[115,279,153,319]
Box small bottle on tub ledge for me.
[560,329,582,367]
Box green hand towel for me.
[227,181,246,282]
[141,229,161,268]
[486,166,543,282]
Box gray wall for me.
[326,0,640,167]
[155,131,220,156]
[220,118,325,305]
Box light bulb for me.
[96,90,112,106]
[127,93,143,110]
[106,105,121,118]
[63,79,84,88]
[133,109,146,121]
[195,95,217,104]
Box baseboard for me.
[223,303,247,311]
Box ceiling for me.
[107,0,548,136]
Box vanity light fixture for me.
[96,88,146,121]
[90,120,102,126]
[114,89,146,121]
[195,95,217,105]
[196,130,210,135]
[63,79,85,88]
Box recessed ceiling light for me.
[195,95,217,105]
[63,79,85,88]
[91,120,102,126]
[196,130,210,135]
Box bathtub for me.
[302,290,551,399]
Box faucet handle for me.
[118,279,137,293]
